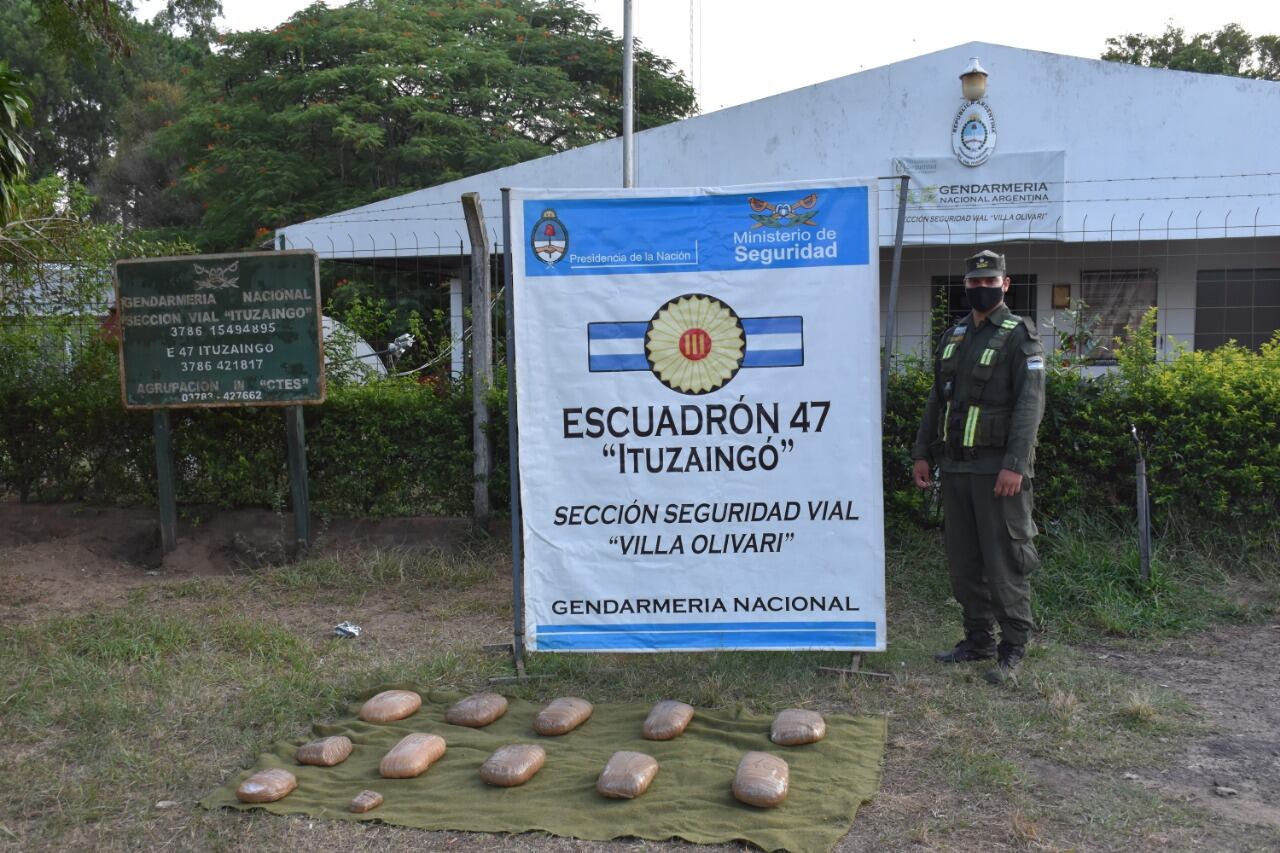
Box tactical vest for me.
[937,315,1023,457]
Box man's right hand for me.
[912,458,933,489]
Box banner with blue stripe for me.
[510,180,886,653]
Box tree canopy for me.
[1103,22,1280,80]
[138,0,696,250]
[0,62,35,220]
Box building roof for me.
[279,41,1280,259]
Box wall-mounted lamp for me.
[960,57,988,101]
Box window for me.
[1195,269,1280,351]
[931,274,1038,339]
[1079,269,1157,363]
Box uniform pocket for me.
[1003,483,1040,574]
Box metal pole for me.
[880,175,910,420]
[153,409,177,554]
[1132,424,1151,582]
[622,0,635,188]
[285,405,310,551]
[462,193,493,529]
[501,189,527,677]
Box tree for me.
[150,0,697,250]
[0,62,35,221]
[1103,22,1280,80]
[0,0,220,183]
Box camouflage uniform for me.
[912,257,1046,677]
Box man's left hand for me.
[994,468,1023,496]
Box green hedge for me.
[2,326,1277,531]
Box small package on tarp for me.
[359,689,422,723]
[596,750,659,799]
[642,700,694,740]
[770,708,826,745]
[446,692,508,728]
[236,768,297,803]
[379,733,447,779]
[534,697,593,735]
[480,744,546,787]
[295,735,352,767]
[732,751,789,808]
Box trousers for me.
[941,471,1039,647]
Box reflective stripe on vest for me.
[963,405,981,447]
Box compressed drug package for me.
[769,708,826,745]
[295,735,352,767]
[533,697,593,735]
[359,689,422,723]
[349,789,384,813]
[379,732,447,778]
[479,744,546,787]
[236,768,297,803]
[641,699,694,740]
[596,750,659,799]
[732,752,789,808]
[445,692,509,727]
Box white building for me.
[278,41,1280,361]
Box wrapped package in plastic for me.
[295,735,352,767]
[641,700,694,740]
[236,768,297,803]
[769,708,826,745]
[479,744,546,787]
[533,697,593,736]
[379,732,447,778]
[445,692,509,728]
[349,789,384,813]
[596,750,659,799]
[359,689,422,723]
[732,751,789,808]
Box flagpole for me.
[622,0,635,188]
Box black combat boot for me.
[983,642,1025,685]
[933,630,996,663]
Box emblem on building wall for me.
[951,100,997,167]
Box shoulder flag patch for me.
[1026,356,1045,371]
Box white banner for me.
[510,180,885,653]
[886,151,1065,243]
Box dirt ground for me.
[2,501,1278,851]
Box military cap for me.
[964,250,1006,279]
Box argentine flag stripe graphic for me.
[741,317,803,367]
[587,317,803,372]
[587,322,647,371]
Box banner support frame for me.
[500,188,528,679]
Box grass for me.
[0,513,1276,850]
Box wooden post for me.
[462,192,493,529]
[285,405,311,551]
[153,409,177,554]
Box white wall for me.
[879,236,1280,357]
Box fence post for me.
[462,193,493,529]
[881,175,910,419]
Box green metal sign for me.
[114,250,325,409]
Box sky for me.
[138,0,1277,112]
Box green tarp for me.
[203,686,886,853]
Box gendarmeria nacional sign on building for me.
[510,181,885,653]
[114,250,324,409]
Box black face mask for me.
[965,285,1004,313]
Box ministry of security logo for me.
[530,209,568,265]
[748,193,819,228]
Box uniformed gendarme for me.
[911,250,1046,685]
